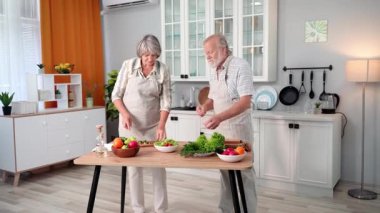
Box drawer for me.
[46,112,83,131]
[47,142,84,163]
[47,129,83,147]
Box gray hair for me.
[204,34,232,55]
[136,34,162,57]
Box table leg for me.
[87,165,101,213]
[236,170,247,213]
[228,170,240,213]
[121,166,127,213]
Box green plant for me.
[104,70,119,121]
[315,101,322,109]
[0,92,15,107]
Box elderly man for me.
[196,34,257,213]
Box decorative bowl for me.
[154,143,178,153]
[217,151,246,163]
[112,146,139,158]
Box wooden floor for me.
[0,165,379,213]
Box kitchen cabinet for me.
[254,111,342,197]
[0,107,106,186]
[26,74,83,111]
[161,0,277,82]
[167,111,201,141]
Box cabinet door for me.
[186,0,208,79]
[295,121,332,186]
[259,119,292,181]
[14,115,47,171]
[162,0,183,79]
[83,108,107,151]
[166,113,201,141]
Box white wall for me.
[102,0,380,186]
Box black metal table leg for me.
[236,170,247,213]
[228,170,240,213]
[87,165,101,213]
[121,166,127,213]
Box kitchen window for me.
[0,0,41,101]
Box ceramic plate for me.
[253,86,278,110]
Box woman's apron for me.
[118,63,161,140]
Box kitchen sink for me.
[171,106,196,111]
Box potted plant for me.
[86,90,94,108]
[104,70,119,121]
[37,63,45,74]
[314,101,322,114]
[0,92,15,115]
[55,89,62,99]
[104,70,119,142]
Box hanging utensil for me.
[319,70,327,100]
[279,73,299,105]
[299,70,306,95]
[309,70,315,99]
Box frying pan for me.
[279,74,299,105]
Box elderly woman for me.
[112,34,171,213]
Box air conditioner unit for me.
[102,0,158,10]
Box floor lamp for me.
[346,59,380,200]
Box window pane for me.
[253,47,263,76]
[224,18,233,46]
[189,23,196,49]
[198,0,205,20]
[214,0,223,18]
[174,51,181,76]
[215,20,223,34]
[254,15,263,45]
[254,0,263,14]
[197,22,205,47]
[188,0,196,21]
[165,25,172,49]
[243,17,253,46]
[243,0,253,15]
[173,24,180,49]
[165,0,172,23]
[189,50,196,76]
[243,47,253,70]
[198,50,205,77]
[225,0,233,17]
[173,0,180,22]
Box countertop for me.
[0,106,105,118]
[170,109,342,121]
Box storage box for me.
[11,101,37,115]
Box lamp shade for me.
[346,59,380,82]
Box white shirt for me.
[208,56,253,102]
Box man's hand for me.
[196,105,207,117]
[203,115,222,129]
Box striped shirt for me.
[111,57,172,112]
[208,56,253,102]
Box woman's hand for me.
[156,127,166,141]
[121,112,132,130]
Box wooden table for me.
[74,144,253,213]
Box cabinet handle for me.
[184,74,189,79]
[170,116,178,121]
[200,132,204,135]
[294,124,300,129]
[288,123,294,129]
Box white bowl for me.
[154,144,178,153]
[217,152,246,163]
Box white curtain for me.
[0,0,41,101]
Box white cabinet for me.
[161,0,277,82]
[14,116,47,171]
[27,74,83,111]
[254,111,342,197]
[167,111,202,141]
[0,107,106,186]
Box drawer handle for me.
[294,124,300,129]
[288,123,294,129]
